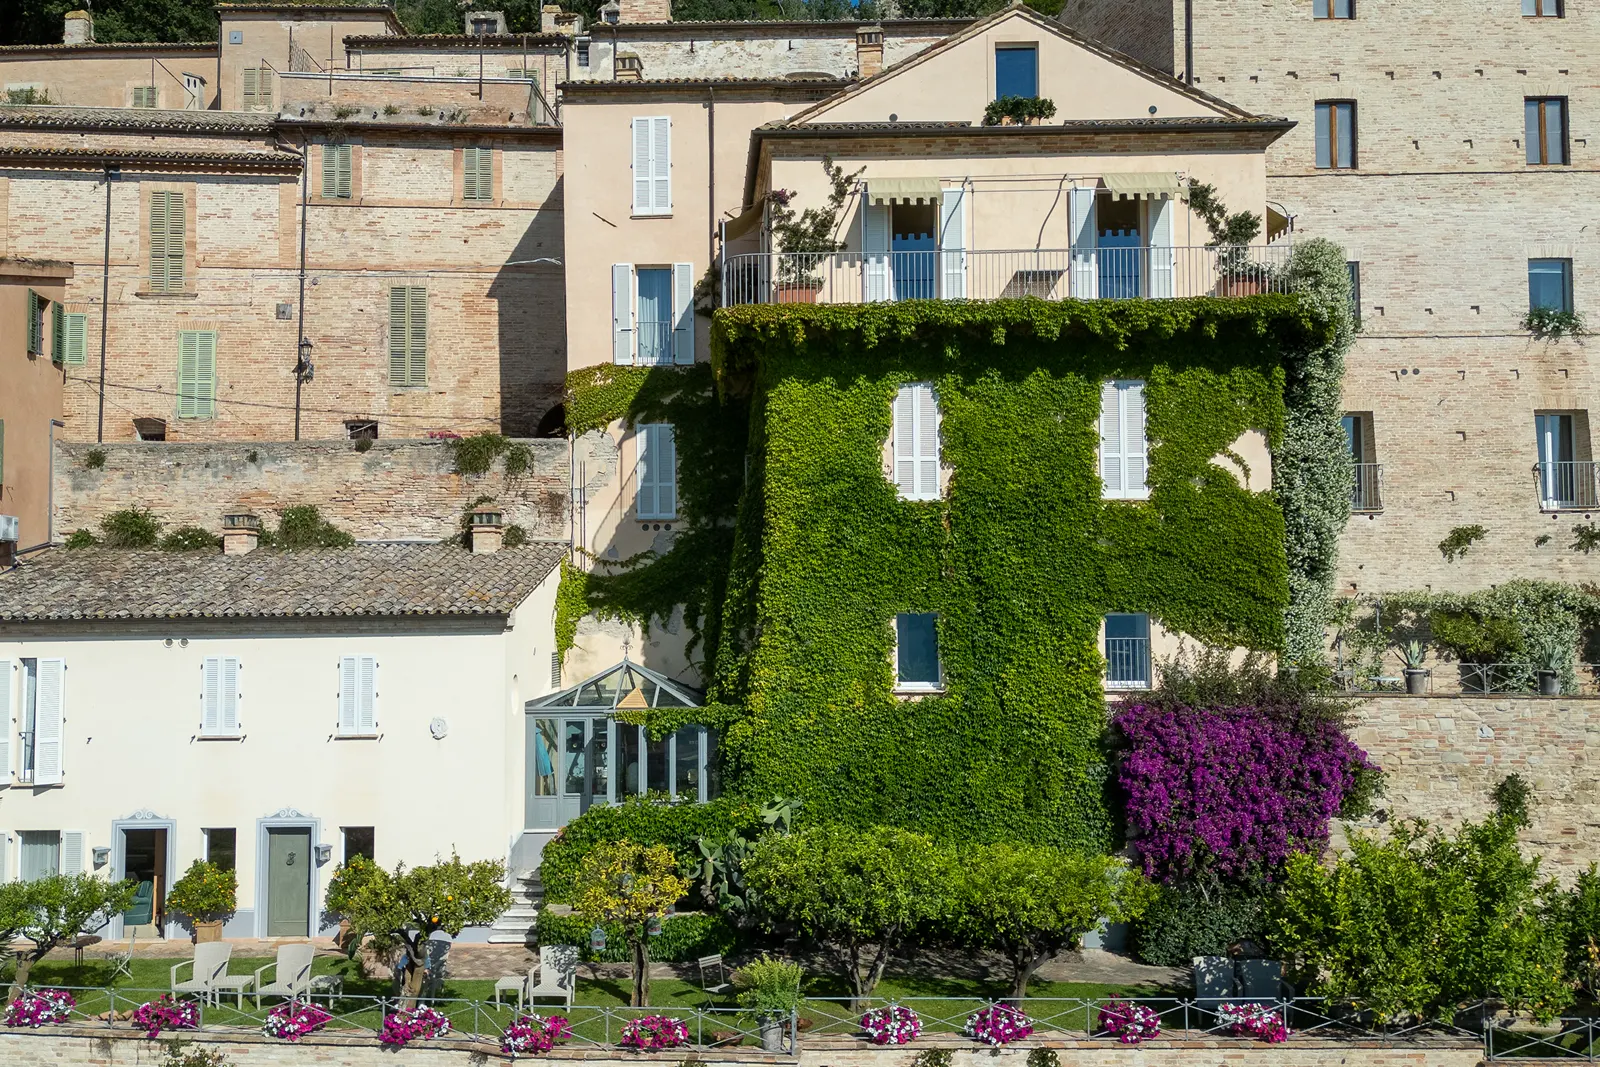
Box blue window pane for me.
[636,268,672,365]
[896,613,940,686]
[994,46,1037,99]
[1105,613,1151,689]
[1529,258,1572,312]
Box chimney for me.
[615,52,643,80]
[542,4,574,33]
[221,512,262,555]
[63,9,93,44]
[469,509,504,555]
[464,9,507,34]
[856,25,884,79]
[618,0,670,23]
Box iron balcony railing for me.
[634,320,674,366]
[1351,462,1383,513]
[1105,637,1151,690]
[720,245,1295,306]
[1535,460,1600,510]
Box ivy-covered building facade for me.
[553,5,1355,853]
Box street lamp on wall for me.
[293,337,313,440]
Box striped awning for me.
[866,177,942,205]
[1101,172,1184,200]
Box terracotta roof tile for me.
[0,106,277,133]
[0,541,568,622]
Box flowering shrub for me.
[1097,1001,1161,1045]
[1218,1002,1290,1043]
[379,1005,452,1047]
[964,1004,1032,1047]
[1113,702,1375,884]
[165,860,237,921]
[860,1005,921,1045]
[3,989,75,1027]
[131,995,199,1037]
[619,1015,690,1051]
[502,1013,573,1058]
[263,999,333,1041]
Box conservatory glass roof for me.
[528,658,703,712]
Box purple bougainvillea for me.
[1113,703,1375,884]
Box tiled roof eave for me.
[0,147,302,172]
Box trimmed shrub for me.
[534,910,735,963]
[1131,882,1266,967]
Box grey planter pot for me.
[1403,668,1429,695]
[1537,669,1560,696]
[758,1016,789,1053]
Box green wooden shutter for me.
[242,67,256,109]
[463,147,491,201]
[388,287,408,385]
[65,313,87,366]
[132,86,156,108]
[337,145,352,198]
[148,191,185,292]
[51,301,64,363]
[177,330,216,418]
[476,148,492,200]
[407,287,427,385]
[322,145,351,198]
[166,192,186,291]
[26,291,39,353]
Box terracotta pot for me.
[193,919,224,943]
[337,918,354,952]
[775,284,820,304]
[1215,276,1264,297]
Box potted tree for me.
[766,158,863,303]
[1399,640,1430,695]
[1185,180,1265,296]
[734,955,803,1052]
[166,860,236,943]
[981,96,1058,127]
[1532,634,1568,697]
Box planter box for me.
[775,284,821,304]
[193,920,224,943]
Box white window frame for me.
[892,612,944,693]
[199,656,242,738]
[337,655,379,738]
[1104,612,1152,690]
[892,383,941,501]
[1100,379,1150,501]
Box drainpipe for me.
[47,418,64,547]
[707,86,716,275]
[1183,0,1193,85]
[95,165,116,443]
[294,138,310,440]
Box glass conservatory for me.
[523,659,718,830]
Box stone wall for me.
[0,1030,1486,1067]
[1343,694,1600,878]
[52,438,570,543]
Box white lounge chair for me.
[171,942,232,1006]
[254,943,316,1006]
[493,965,537,1012]
[698,954,733,1004]
[526,944,578,1009]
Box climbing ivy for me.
[707,291,1336,850]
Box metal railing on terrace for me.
[719,245,1295,307]
[1336,661,1600,696]
[1536,460,1600,510]
[1104,637,1152,691]
[1351,463,1383,513]
[13,988,1592,1059]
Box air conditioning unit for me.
[0,516,17,543]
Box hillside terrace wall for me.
[51,438,569,543]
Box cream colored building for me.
[559,5,1289,693]
[0,530,565,941]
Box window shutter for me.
[939,185,966,298]
[636,425,658,518]
[357,656,377,734]
[915,384,939,499]
[388,287,409,384]
[612,263,636,364]
[149,191,185,292]
[476,147,493,200]
[862,203,891,301]
[33,659,64,786]
[632,119,651,213]
[242,67,257,109]
[671,262,694,365]
[1068,187,1098,297]
[61,832,85,876]
[0,834,8,882]
[0,661,11,785]
[65,313,87,366]
[892,386,917,497]
[202,657,221,732]
[339,656,358,733]
[461,148,476,199]
[1099,381,1124,497]
[1148,197,1175,298]
[407,287,427,385]
[337,145,352,198]
[656,424,676,517]
[194,331,217,417]
[322,145,338,197]
[651,116,670,213]
[1123,380,1148,497]
[26,291,40,354]
[178,331,199,417]
[1316,105,1333,168]
[51,302,64,363]
[221,657,240,732]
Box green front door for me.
[266,829,311,937]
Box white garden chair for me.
[254,943,316,1006]
[526,944,578,1009]
[171,942,232,1005]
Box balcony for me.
[1351,462,1383,513]
[1535,460,1600,511]
[1104,637,1152,691]
[720,245,1295,307]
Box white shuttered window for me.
[61,831,85,876]
[892,383,940,501]
[0,660,11,784]
[338,656,378,736]
[611,263,636,364]
[635,423,677,519]
[631,117,671,216]
[32,659,64,786]
[1100,379,1149,500]
[201,656,241,736]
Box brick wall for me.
[1342,694,1600,879]
[53,438,570,543]
[0,1029,1487,1067]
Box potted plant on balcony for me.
[766,157,864,303]
[166,860,237,943]
[735,955,802,1052]
[981,96,1057,127]
[1185,180,1265,296]
[1531,634,1568,697]
[1399,640,1430,695]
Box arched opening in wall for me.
[536,404,568,438]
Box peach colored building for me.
[0,258,71,556]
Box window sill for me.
[893,684,945,697]
[134,290,197,300]
[196,732,243,741]
[1102,492,1151,502]
[631,212,673,220]
[637,516,679,523]
[334,732,380,740]
[1105,681,1152,692]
